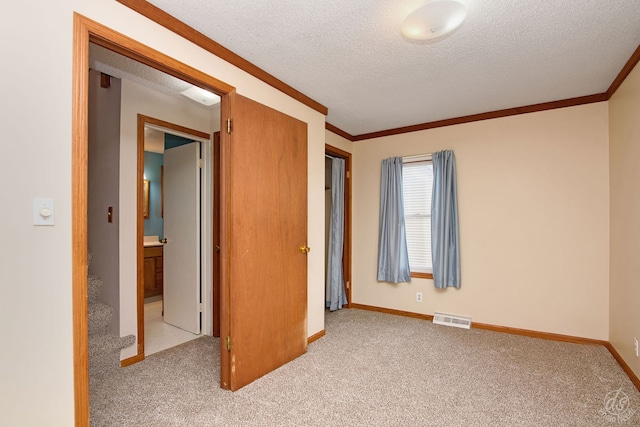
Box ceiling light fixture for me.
[402,0,467,42]
[180,86,220,107]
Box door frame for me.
[134,115,212,362]
[325,144,352,307]
[72,13,234,425]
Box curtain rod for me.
[325,154,336,159]
[403,153,432,163]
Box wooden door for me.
[222,94,308,391]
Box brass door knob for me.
[299,245,311,254]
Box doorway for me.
[87,37,220,365]
[137,116,215,357]
[325,144,351,310]
[325,144,352,310]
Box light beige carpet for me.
[90,309,640,426]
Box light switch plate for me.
[33,198,54,226]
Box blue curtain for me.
[431,150,461,288]
[377,157,411,283]
[326,158,348,311]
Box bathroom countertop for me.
[144,236,163,247]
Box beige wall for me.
[326,129,354,153]
[609,63,640,379]
[352,103,610,340]
[1,1,325,424]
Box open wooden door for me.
[221,94,308,391]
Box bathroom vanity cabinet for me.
[143,246,163,298]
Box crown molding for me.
[352,93,607,141]
[325,122,354,141]
[332,43,640,142]
[606,43,640,99]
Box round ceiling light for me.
[402,0,467,42]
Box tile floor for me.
[144,298,202,356]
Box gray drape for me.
[377,157,411,283]
[326,158,347,311]
[431,150,461,288]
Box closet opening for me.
[324,145,352,313]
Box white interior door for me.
[163,142,201,334]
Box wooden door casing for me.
[213,132,221,337]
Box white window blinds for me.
[402,159,433,273]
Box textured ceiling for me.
[145,1,640,136]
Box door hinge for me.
[346,280,350,289]
[198,303,203,312]
[226,118,232,134]
[346,171,350,179]
[225,336,232,351]
[197,159,203,169]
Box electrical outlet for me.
[416,292,423,303]
[634,337,638,357]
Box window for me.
[402,158,433,278]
